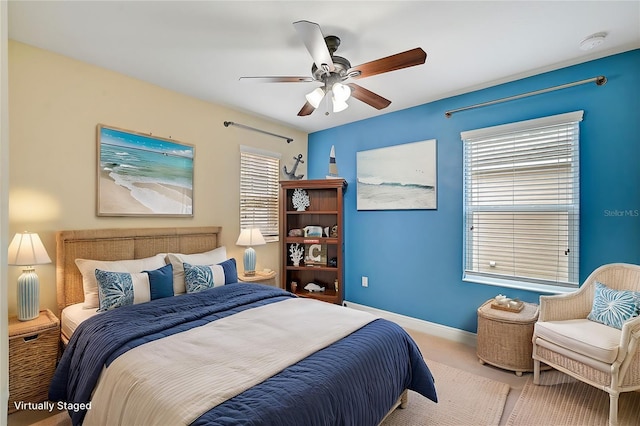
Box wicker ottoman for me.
[477,299,539,376]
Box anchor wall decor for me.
[284,154,305,180]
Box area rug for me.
[506,370,640,425]
[27,411,70,426]
[34,359,509,426]
[382,359,510,426]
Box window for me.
[239,146,281,242]
[462,111,583,293]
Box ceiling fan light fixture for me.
[305,87,325,108]
[332,97,349,113]
[332,82,351,102]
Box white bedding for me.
[60,303,100,342]
[84,298,378,426]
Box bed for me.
[49,227,437,425]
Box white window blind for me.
[240,146,281,242]
[462,111,583,291]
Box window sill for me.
[463,273,577,295]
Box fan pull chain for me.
[325,91,330,116]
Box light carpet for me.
[507,370,640,426]
[382,359,510,426]
[35,359,509,426]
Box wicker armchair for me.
[532,263,640,426]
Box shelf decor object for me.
[8,232,52,321]
[292,188,310,211]
[305,244,327,266]
[289,243,304,267]
[235,228,266,276]
[326,145,342,179]
[280,178,346,304]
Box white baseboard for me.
[344,300,478,347]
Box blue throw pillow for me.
[183,263,214,293]
[145,263,174,300]
[95,269,136,312]
[183,258,238,294]
[587,282,640,329]
[218,258,238,283]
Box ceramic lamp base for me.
[243,247,257,276]
[17,268,40,321]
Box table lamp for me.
[235,228,266,276]
[8,232,52,321]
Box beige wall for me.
[7,41,308,316]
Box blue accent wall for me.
[307,50,640,333]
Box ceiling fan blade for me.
[349,48,426,79]
[239,76,314,83]
[293,20,335,73]
[297,101,316,116]
[347,83,392,110]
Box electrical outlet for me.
[362,276,368,287]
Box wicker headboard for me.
[56,227,222,312]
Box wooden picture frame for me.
[97,124,194,217]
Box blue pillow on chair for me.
[587,281,640,329]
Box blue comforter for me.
[50,283,437,425]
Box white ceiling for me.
[8,1,640,133]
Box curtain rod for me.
[223,121,293,143]
[444,75,607,118]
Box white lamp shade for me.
[332,96,349,112]
[8,232,51,266]
[332,83,351,102]
[236,228,266,247]
[305,87,326,109]
[8,232,50,321]
[236,228,265,275]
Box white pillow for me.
[75,254,166,309]
[166,246,227,295]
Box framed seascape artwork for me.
[97,124,194,217]
[357,139,437,210]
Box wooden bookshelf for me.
[280,179,346,305]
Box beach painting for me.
[357,139,437,210]
[97,125,194,216]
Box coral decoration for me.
[292,188,310,211]
[289,243,304,266]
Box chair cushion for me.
[534,319,621,364]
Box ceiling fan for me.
[240,20,427,116]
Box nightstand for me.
[238,270,277,287]
[477,300,539,376]
[8,309,60,413]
